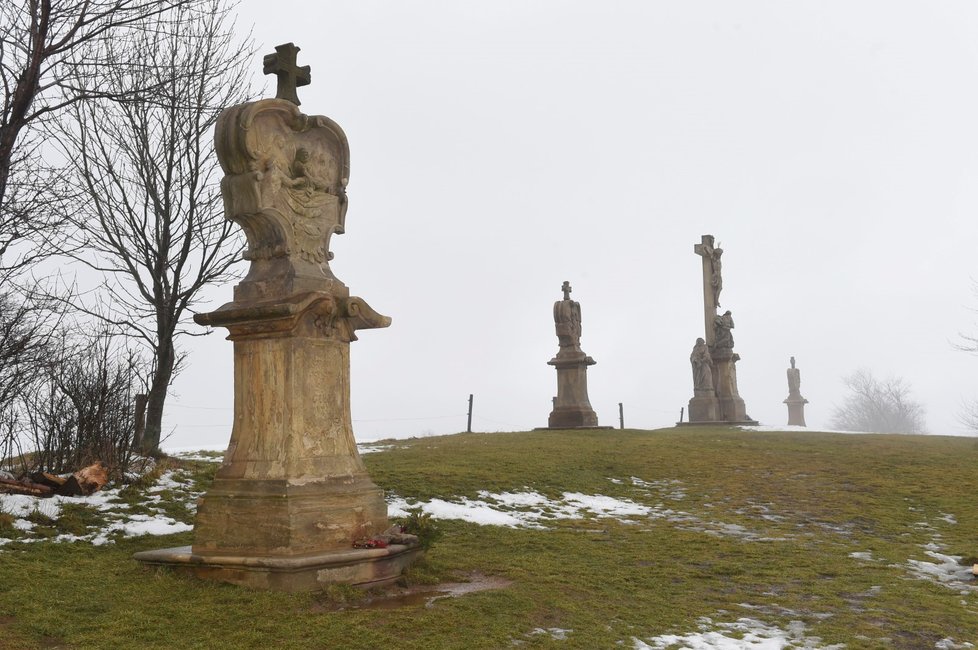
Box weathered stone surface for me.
[132,544,421,592]
[135,47,416,590]
[544,282,607,429]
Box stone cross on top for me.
[561,281,572,301]
[263,42,311,106]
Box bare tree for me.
[55,0,253,453]
[0,0,201,273]
[0,289,61,465]
[829,369,926,434]
[20,327,147,477]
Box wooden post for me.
[133,394,148,451]
[679,407,685,423]
[618,402,624,430]
[467,394,473,433]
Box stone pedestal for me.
[547,353,600,428]
[784,397,808,426]
[712,348,750,422]
[134,93,419,590]
[688,389,719,423]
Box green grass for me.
[1,427,977,649]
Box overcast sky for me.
[165,1,978,448]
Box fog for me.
[165,1,978,448]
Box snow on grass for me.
[848,551,879,562]
[88,515,191,545]
[0,468,200,546]
[906,549,976,592]
[632,616,844,649]
[936,639,975,649]
[387,490,654,529]
[388,479,787,542]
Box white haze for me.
[164,1,978,448]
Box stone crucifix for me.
[561,280,572,300]
[693,234,723,344]
[263,42,311,105]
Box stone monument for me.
[784,356,808,426]
[683,235,756,425]
[543,281,607,429]
[134,43,419,590]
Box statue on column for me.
[784,356,809,426]
[543,281,604,429]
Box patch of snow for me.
[629,477,687,501]
[939,513,958,525]
[906,549,976,591]
[849,551,878,561]
[480,490,552,508]
[936,639,975,649]
[90,515,192,545]
[528,628,572,641]
[633,616,844,649]
[563,492,652,518]
[387,491,788,544]
[356,443,395,454]
[147,470,187,492]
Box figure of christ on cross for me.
[263,42,311,106]
[693,234,721,344]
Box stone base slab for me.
[676,420,759,427]
[534,425,614,431]
[547,407,600,428]
[133,544,421,592]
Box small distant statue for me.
[554,280,582,350]
[690,338,714,391]
[713,310,734,349]
[786,356,801,397]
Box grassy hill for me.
[1,427,976,649]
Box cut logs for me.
[0,461,110,498]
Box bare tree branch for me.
[0,0,206,275]
[55,0,254,452]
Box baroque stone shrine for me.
[683,235,757,425]
[541,282,609,429]
[134,43,419,590]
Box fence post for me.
[467,394,473,433]
[618,402,624,430]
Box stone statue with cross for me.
[135,43,419,590]
[683,235,756,425]
[542,281,609,430]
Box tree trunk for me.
[141,339,175,454]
